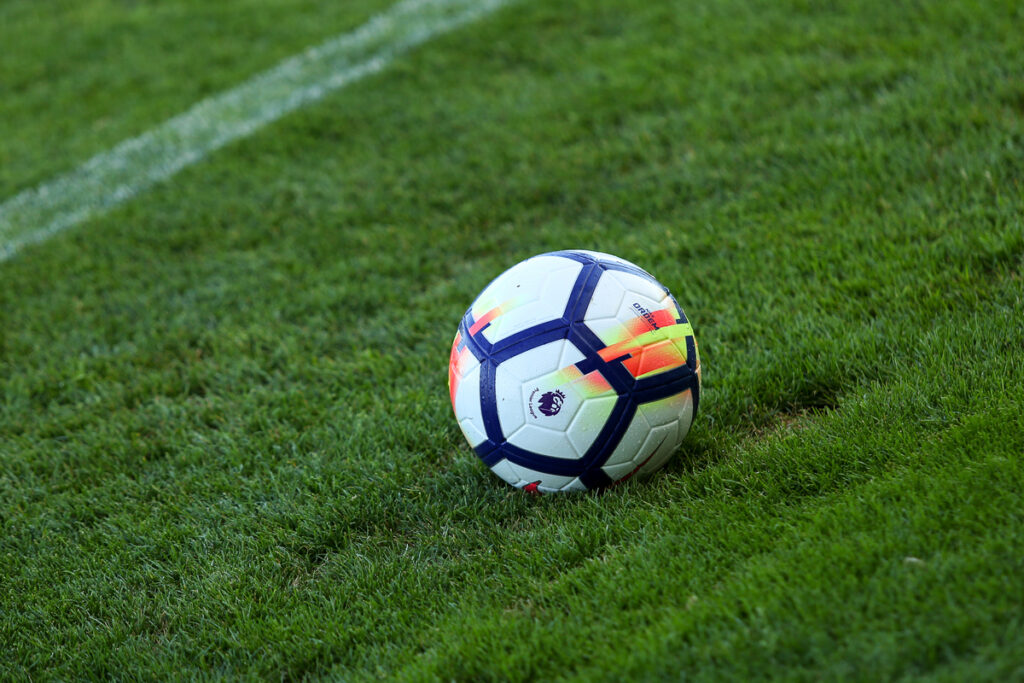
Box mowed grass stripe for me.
[0,0,511,263]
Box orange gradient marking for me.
[600,308,678,346]
[549,363,615,399]
[448,331,473,409]
[468,304,504,336]
[578,369,613,395]
[598,313,693,380]
[620,338,688,379]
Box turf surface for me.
[2,0,1023,678]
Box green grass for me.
[2,0,1023,678]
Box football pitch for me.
[2,0,1023,678]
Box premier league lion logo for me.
[537,390,566,417]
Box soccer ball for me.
[448,250,701,493]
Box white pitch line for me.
[0,0,510,263]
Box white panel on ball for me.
[458,417,487,449]
[453,361,486,448]
[602,423,676,481]
[505,423,577,460]
[584,269,678,346]
[471,256,582,345]
[494,339,583,441]
[566,394,618,458]
[496,339,619,461]
[573,250,652,274]
[602,406,651,473]
[601,390,694,477]
[580,271,626,322]
[505,377,616,459]
[491,459,586,493]
[489,459,523,487]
